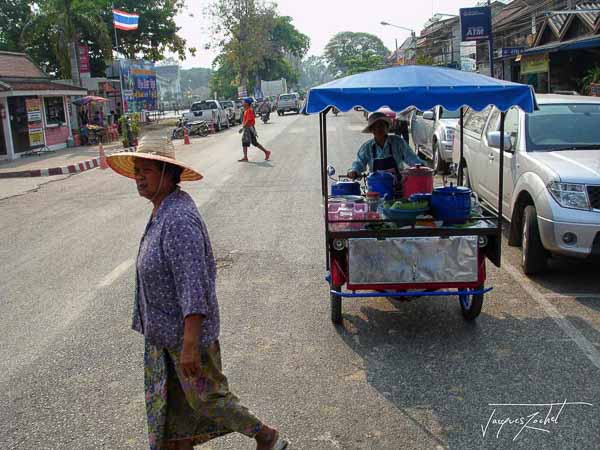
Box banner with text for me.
[119,60,158,112]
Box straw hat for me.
[362,111,393,134]
[107,137,203,181]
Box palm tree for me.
[20,0,112,80]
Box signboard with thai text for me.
[78,44,91,74]
[460,7,492,41]
[119,60,158,112]
[521,54,549,74]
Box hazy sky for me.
[175,0,483,68]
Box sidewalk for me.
[0,142,125,179]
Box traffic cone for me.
[99,142,108,169]
[183,127,191,145]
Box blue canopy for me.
[305,65,536,114]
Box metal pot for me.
[401,164,434,199]
[431,184,472,224]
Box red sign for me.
[78,44,90,74]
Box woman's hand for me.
[181,314,203,378]
[180,342,201,378]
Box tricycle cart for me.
[303,65,536,324]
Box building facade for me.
[0,52,87,160]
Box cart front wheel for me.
[459,287,484,321]
[330,285,343,325]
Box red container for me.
[402,164,434,198]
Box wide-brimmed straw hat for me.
[107,137,203,181]
[362,111,393,134]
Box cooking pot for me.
[402,164,434,199]
[431,184,472,224]
[367,171,395,200]
[331,180,361,196]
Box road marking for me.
[98,259,134,288]
[503,262,600,370]
[543,293,600,300]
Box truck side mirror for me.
[486,131,513,152]
[423,110,435,120]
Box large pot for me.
[431,184,472,224]
[367,171,395,199]
[402,164,434,199]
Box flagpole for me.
[112,5,126,117]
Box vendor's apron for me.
[371,144,403,197]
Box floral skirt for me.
[144,340,263,449]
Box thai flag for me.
[113,9,139,31]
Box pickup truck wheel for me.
[522,205,547,275]
[433,141,449,174]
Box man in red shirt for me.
[238,98,271,162]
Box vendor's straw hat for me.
[362,111,393,133]
[106,137,203,181]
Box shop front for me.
[0,51,87,160]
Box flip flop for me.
[238,158,249,162]
[270,437,289,450]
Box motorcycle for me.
[260,110,270,124]
[172,118,209,139]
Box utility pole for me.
[488,0,494,77]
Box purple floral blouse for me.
[133,189,220,349]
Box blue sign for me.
[496,47,526,58]
[460,7,492,41]
[119,60,158,113]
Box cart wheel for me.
[330,284,343,325]
[459,287,484,321]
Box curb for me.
[0,147,135,179]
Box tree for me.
[0,0,33,52]
[299,56,333,89]
[324,32,389,77]
[208,0,309,95]
[106,1,195,62]
[19,0,112,79]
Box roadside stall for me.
[304,65,536,324]
[72,95,111,144]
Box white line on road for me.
[503,262,600,370]
[544,293,600,300]
[98,259,135,288]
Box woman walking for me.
[238,98,271,162]
[107,138,287,450]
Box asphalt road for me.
[1,111,599,449]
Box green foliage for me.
[1,0,192,78]
[208,0,309,96]
[106,1,195,62]
[0,0,32,52]
[324,32,389,77]
[581,66,600,94]
[415,53,434,66]
[299,56,334,89]
[119,114,140,146]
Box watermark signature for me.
[481,400,593,441]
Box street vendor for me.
[347,111,423,181]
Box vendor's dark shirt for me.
[133,189,220,349]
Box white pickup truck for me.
[182,100,230,131]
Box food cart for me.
[303,65,536,324]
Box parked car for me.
[182,100,230,131]
[276,92,301,115]
[452,94,600,274]
[220,100,242,124]
[411,106,460,174]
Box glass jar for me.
[366,192,381,220]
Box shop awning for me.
[523,35,600,55]
[0,78,87,96]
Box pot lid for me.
[402,164,434,176]
[433,183,471,194]
[368,170,395,179]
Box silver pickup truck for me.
[182,100,230,131]
[411,106,460,174]
[453,94,600,274]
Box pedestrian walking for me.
[106,138,288,450]
[238,98,271,162]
